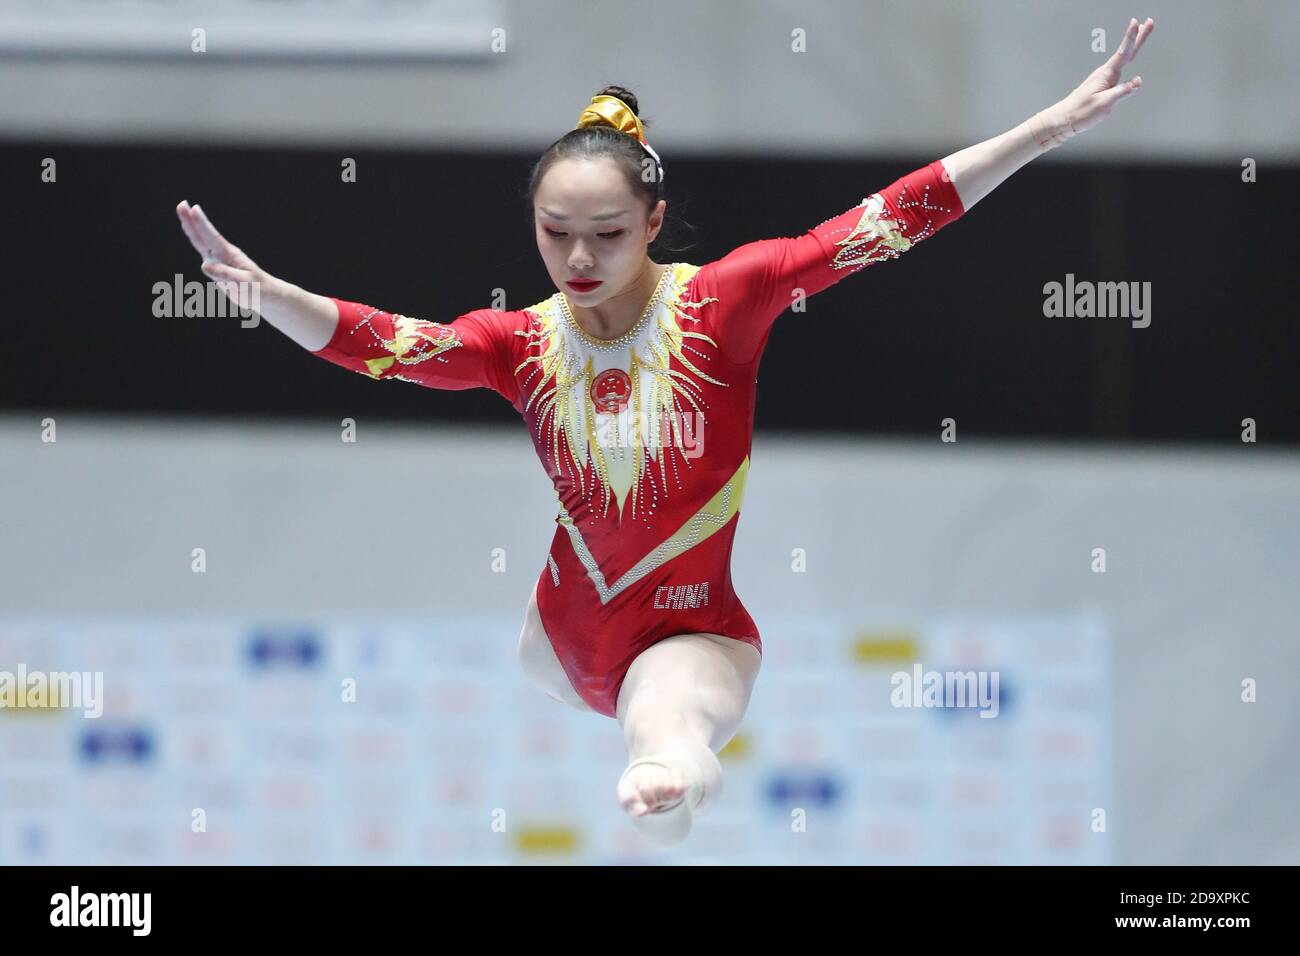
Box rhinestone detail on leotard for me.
[511,263,728,524]
[347,309,464,380]
[818,181,953,272]
[557,265,673,351]
[555,456,749,605]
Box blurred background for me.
[1,0,1297,865]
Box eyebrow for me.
[539,208,629,222]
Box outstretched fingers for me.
[1093,17,1152,109]
[175,200,259,315]
[189,204,234,261]
[1110,17,1154,71]
[175,201,208,257]
[176,200,236,264]
[1095,74,1143,112]
[200,259,255,284]
[1131,17,1155,60]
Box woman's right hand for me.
[175,199,340,350]
[175,199,269,314]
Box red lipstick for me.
[567,279,602,293]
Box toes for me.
[620,763,689,815]
[661,774,686,803]
[646,773,686,809]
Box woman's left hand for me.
[1050,17,1155,140]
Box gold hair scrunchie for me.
[574,94,664,182]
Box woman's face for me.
[534,157,665,305]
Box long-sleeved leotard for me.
[313,159,965,717]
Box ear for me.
[646,200,667,243]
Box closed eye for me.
[545,228,624,239]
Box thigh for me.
[615,632,761,753]
[516,582,592,713]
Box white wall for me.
[0,0,1296,162]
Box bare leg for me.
[614,632,761,846]
[516,582,593,713]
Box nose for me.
[568,240,594,272]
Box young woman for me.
[175,17,1152,846]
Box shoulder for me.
[520,293,560,326]
[452,305,534,340]
[665,262,705,304]
[691,238,788,289]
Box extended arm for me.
[174,200,519,403]
[941,17,1153,211]
[176,200,338,351]
[703,17,1155,364]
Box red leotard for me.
[313,159,965,716]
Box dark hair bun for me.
[597,85,641,121]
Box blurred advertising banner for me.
[0,612,1109,865]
